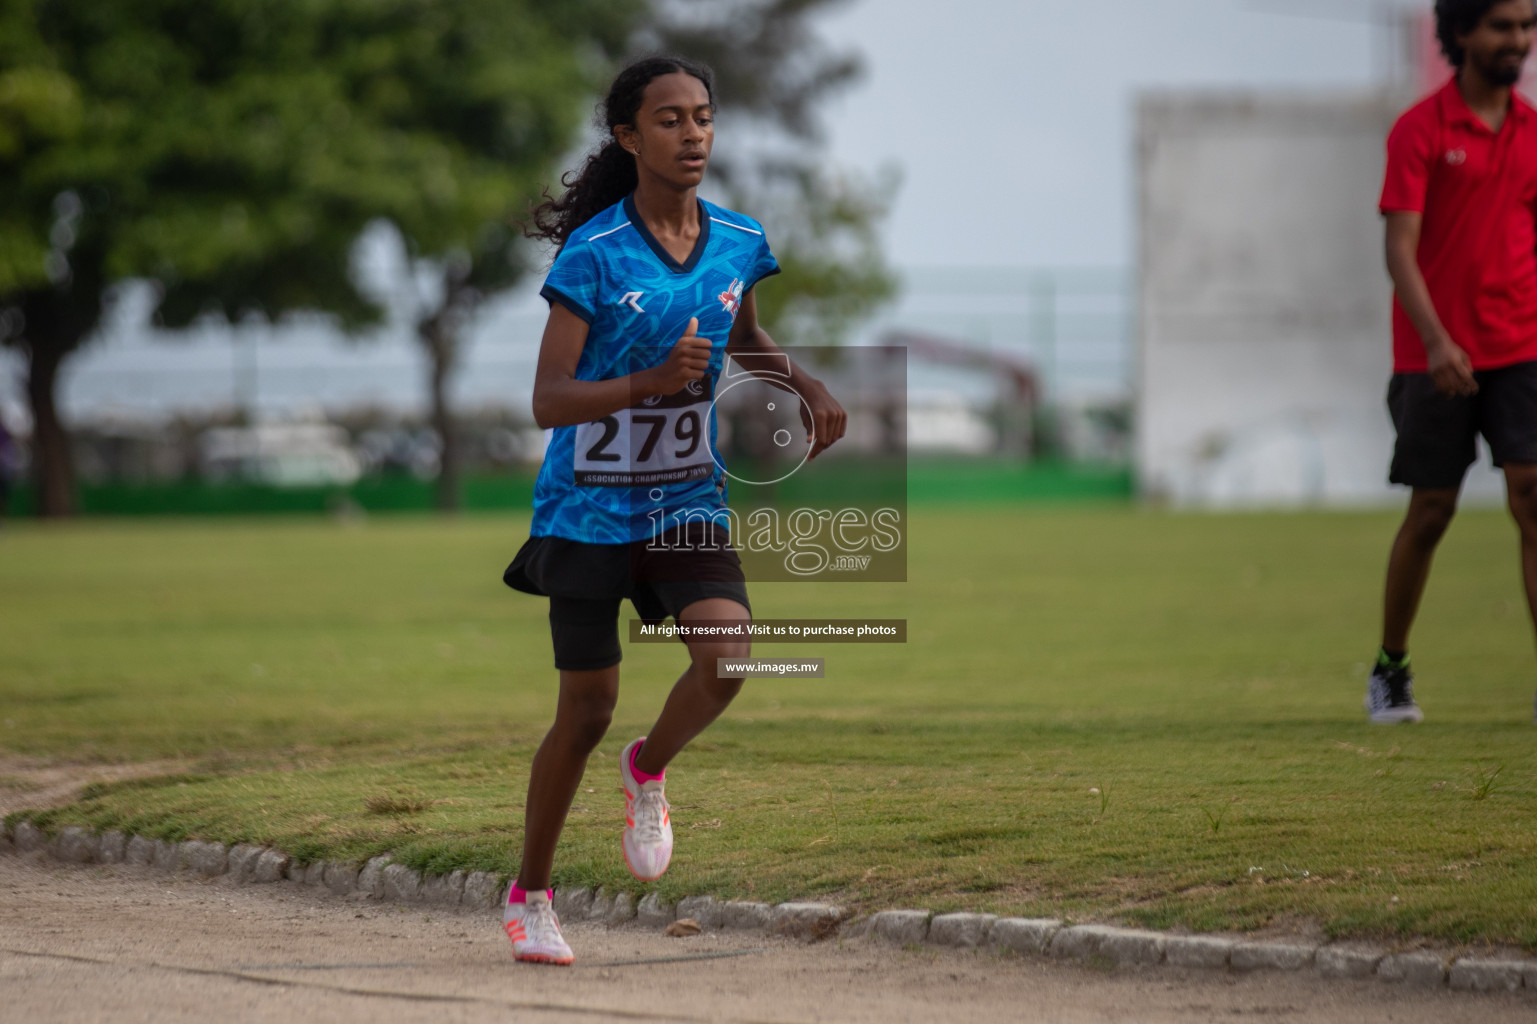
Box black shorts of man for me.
[1372,0,1537,723]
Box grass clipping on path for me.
[2,509,1535,950]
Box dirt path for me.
[0,756,192,818]
[1,854,1530,1023]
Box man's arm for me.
[725,289,847,460]
[1384,211,1478,396]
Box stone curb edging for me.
[4,821,1535,993]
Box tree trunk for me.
[24,341,76,518]
[424,321,460,513]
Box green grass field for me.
[2,506,1534,950]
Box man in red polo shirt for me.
[1370,0,1537,723]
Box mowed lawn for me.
[1,505,1534,950]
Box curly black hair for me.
[527,55,715,251]
[1436,0,1503,67]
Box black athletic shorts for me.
[503,522,750,672]
[1388,360,1537,489]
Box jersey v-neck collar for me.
[1439,75,1530,136]
[622,194,711,274]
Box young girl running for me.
[502,55,848,966]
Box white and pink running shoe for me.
[504,889,574,966]
[620,736,674,882]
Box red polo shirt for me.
[1380,77,1537,372]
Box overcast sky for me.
[807,0,1415,268]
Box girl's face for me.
[617,72,714,190]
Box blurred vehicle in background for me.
[199,418,362,487]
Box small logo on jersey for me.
[718,278,744,318]
[618,291,646,313]
[686,379,705,396]
[1446,149,1467,166]
[643,394,663,407]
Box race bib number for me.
[573,378,714,487]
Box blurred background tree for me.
[0,0,633,515]
[330,0,639,511]
[0,0,889,516]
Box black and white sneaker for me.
[1364,661,1423,724]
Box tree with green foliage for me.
[332,0,638,510]
[0,0,633,515]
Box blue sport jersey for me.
[532,195,780,544]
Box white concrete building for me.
[1136,89,1505,508]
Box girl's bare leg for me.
[633,597,749,774]
[515,667,618,890]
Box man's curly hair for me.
[1436,0,1503,67]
